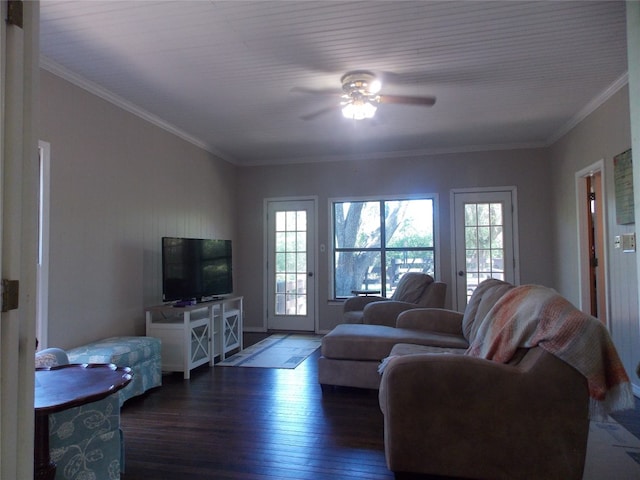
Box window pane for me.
[465,226,477,248]
[477,226,490,249]
[334,251,381,297]
[466,253,478,272]
[492,226,503,248]
[490,203,502,225]
[465,204,477,226]
[286,231,296,251]
[286,253,296,272]
[385,250,434,294]
[275,232,286,252]
[296,232,305,251]
[334,201,381,248]
[385,199,433,248]
[296,253,306,272]
[286,211,297,229]
[477,204,490,225]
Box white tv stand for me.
[145,296,243,379]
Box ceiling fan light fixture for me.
[341,99,377,120]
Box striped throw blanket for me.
[467,284,634,418]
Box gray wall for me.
[39,71,237,349]
[549,85,638,393]
[236,148,554,333]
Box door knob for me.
[458,271,465,277]
[308,272,314,277]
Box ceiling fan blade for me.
[290,86,342,96]
[378,94,436,106]
[300,105,338,120]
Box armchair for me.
[35,348,125,480]
[343,272,446,326]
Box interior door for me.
[452,189,518,311]
[1,1,39,477]
[266,199,316,331]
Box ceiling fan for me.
[293,70,436,121]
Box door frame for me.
[37,141,51,348]
[263,196,318,332]
[575,160,610,327]
[450,186,520,311]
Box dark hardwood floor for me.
[120,348,393,480]
[120,336,640,480]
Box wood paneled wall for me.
[39,71,236,349]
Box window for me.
[331,196,436,299]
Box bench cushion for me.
[68,336,162,406]
[67,336,161,365]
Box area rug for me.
[583,416,640,479]
[218,333,323,369]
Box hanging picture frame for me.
[614,148,634,225]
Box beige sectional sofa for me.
[320,278,633,480]
[319,278,512,389]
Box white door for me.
[266,199,316,331]
[1,1,39,477]
[452,189,518,311]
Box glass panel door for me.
[453,190,517,310]
[267,200,316,331]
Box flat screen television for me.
[162,237,232,302]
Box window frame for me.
[329,193,439,300]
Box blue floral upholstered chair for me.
[35,348,125,480]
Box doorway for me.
[452,188,519,311]
[576,161,608,324]
[265,199,317,331]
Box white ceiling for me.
[39,1,629,166]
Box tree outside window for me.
[332,197,435,298]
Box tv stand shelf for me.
[145,296,243,379]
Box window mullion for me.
[380,200,387,296]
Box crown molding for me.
[39,56,235,164]
[547,72,629,146]
[240,142,547,167]
[40,56,627,168]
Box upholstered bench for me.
[67,336,162,406]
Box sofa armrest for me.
[395,308,464,335]
[378,350,589,479]
[343,295,387,313]
[362,300,419,327]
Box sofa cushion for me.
[388,342,467,357]
[321,323,469,362]
[462,278,514,343]
[391,273,433,303]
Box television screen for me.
[162,237,232,302]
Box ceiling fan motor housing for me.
[341,71,380,96]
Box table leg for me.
[34,412,56,480]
